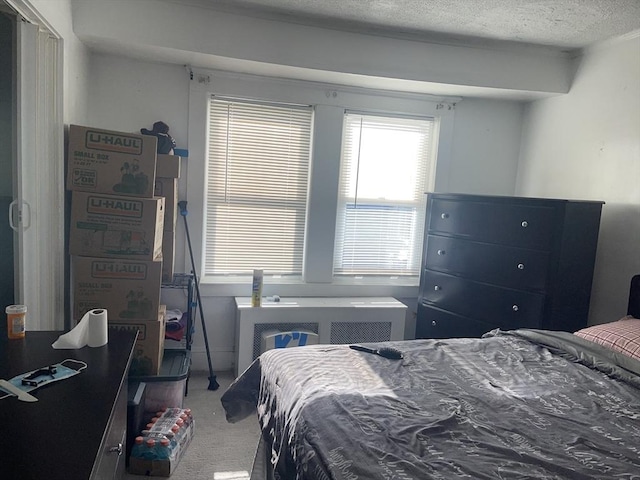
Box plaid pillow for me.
[575,316,640,361]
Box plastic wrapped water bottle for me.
[156,437,171,460]
[170,424,181,448]
[143,438,158,460]
[131,436,145,458]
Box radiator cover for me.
[234,297,407,376]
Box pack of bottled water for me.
[129,407,195,476]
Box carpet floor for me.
[123,370,261,480]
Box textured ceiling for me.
[71,0,640,100]
[177,0,640,50]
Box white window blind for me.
[334,113,434,277]
[205,97,313,276]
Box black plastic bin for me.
[128,349,191,414]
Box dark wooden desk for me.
[0,330,137,480]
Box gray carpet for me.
[124,370,261,480]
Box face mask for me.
[0,359,87,400]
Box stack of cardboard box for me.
[154,154,181,282]
[67,124,171,375]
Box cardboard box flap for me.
[156,154,181,179]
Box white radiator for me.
[234,297,407,376]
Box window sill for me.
[198,275,419,299]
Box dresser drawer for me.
[91,381,127,479]
[420,270,544,328]
[429,199,556,249]
[424,235,549,291]
[416,303,497,339]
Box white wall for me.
[448,99,523,195]
[86,57,189,145]
[517,33,640,325]
[85,52,525,371]
[29,0,90,125]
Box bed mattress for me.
[222,329,640,479]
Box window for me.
[205,97,313,276]
[191,71,451,294]
[334,113,435,277]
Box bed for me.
[221,275,640,479]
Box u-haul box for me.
[70,192,165,260]
[260,330,319,354]
[109,306,166,376]
[67,124,158,197]
[161,230,176,283]
[156,154,181,179]
[154,178,177,233]
[72,256,162,322]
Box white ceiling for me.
[177,0,640,51]
[70,0,640,101]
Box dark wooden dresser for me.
[0,329,137,480]
[416,193,604,339]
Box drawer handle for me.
[521,221,528,228]
[434,285,441,291]
[512,305,519,312]
[431,320,437,326]
[440,213,449,219]
[437,249,446,256]
[517,263,525,270]
[108,443,123,456]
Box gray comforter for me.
[221,329,640,479]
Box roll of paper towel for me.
[52,309,109,349]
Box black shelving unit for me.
[161,273,196,351]
[128,273,196,418]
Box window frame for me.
[187,70,457,298]
[334,112,437,278]
[205,96,314,276]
